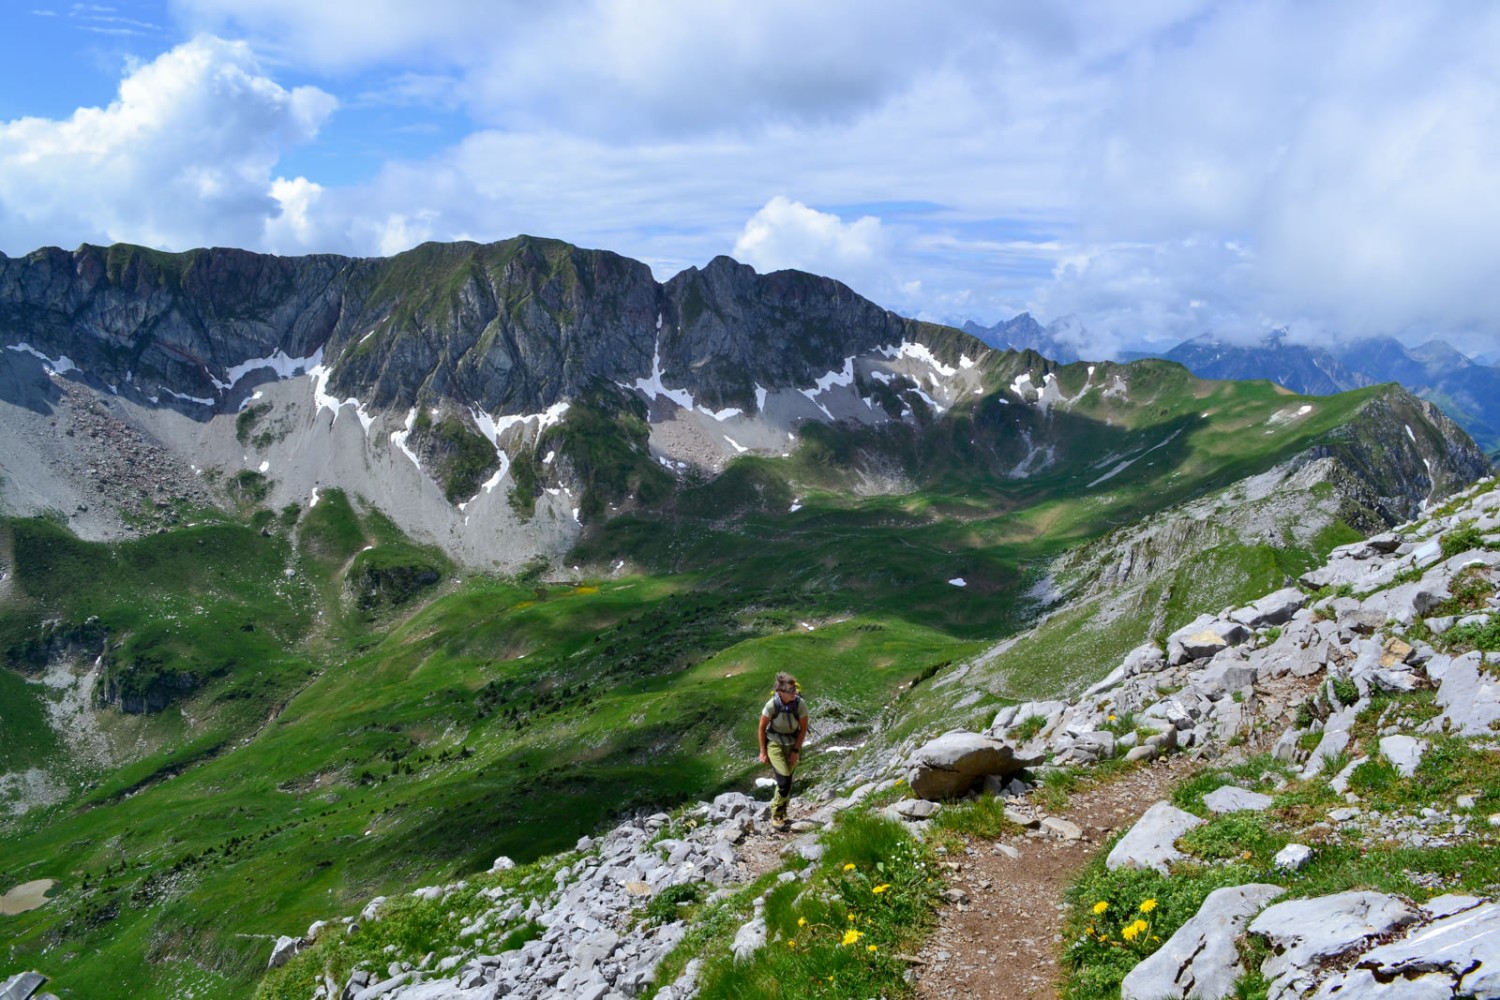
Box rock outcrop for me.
[0,971,56,1000]
[903,731,1037,800]
[272,793,766,1000]
[987,476,1500,999]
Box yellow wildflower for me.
[872,884,890,894]
[1093,901,1109,915]
[787,939,797,949]
[1121,919,1149,942]
[847,912,856,921]
[867,944,878,953]
[842,928,863,946]
[843,863,857,871]
[1139,899,1157,913]
[797,917,807,927]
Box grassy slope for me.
[0,366,1417,997]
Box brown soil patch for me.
[1,878,55,915]
[912,755,1199,999]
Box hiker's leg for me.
[767,743,793,821]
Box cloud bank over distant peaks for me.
[2,1,1499,360]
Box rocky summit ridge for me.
[143,476,1500,1000]
[2,238,1489,574]
[0,238,993,567]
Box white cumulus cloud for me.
[733,197,890,290]
[0,35,334,253]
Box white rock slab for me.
[1379,734,1427,778]
[1427,651,1500,736]
[1106,801,1205,874]
[1273,844,1314,871]
[1203,785,1274,814]
[1307,967,1458,998]
[1340,899,1500,999]
[1121,883,1285,1000]
[1249,891,1420,994]
[1230,588,1307,628]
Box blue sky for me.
[3,1,1500,359]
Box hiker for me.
[758,671,810,829]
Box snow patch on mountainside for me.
[213,347,320,393]
[6,342,78,375]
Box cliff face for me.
[0,238,935,420]
[0,244,349,407]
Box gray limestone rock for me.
[1004,806,1040,828]
[1427,651,1500,736]
[1379,735,1428,777]
[1040,816,1084,841]
[1202,785,1274,814]
[1272,727,1305,764]
[0,973,48,1000]
[1311,898,1500,999]
[890,798,941,820]
[1121,883,1285,1000]
[1196,657,1259,697]
[1106,801,1204,874]
[268,935,302,969]
[990,700,1067,737]
[1122,643,1168,676]
[1249,891,1420,997]
[1168,615,1252,664]
[1273,844,1314,871]
[1230,588,1307,628]
[1308,967,1457,998]
[904,731,1036,800]
[350,972,414,1000]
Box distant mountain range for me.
[1152,330,1500,457]
[962,314,1500,458]
[961,313,1082,364]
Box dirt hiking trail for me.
[911,755,1200,999]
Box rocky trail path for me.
[910,754,1201,999]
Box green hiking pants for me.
[767,742,797,822]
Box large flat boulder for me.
[904,731,1035,800]
[1426,651,1500,736]
[1167,616,1252,665]
[1309,897,1500,999]
[1122,884,1285,1000]
[1249,891,1420,997]
[0,973,49,1000]
[1105,801,1204,874]
[1229,588,1307,628]
[1203,785,1274,814]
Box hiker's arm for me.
[794,715,809,753]
[757,715,770,762]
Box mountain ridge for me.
[1158,329,1500,456]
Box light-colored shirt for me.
[762,695,808,742]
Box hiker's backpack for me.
[769,694,804,733]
